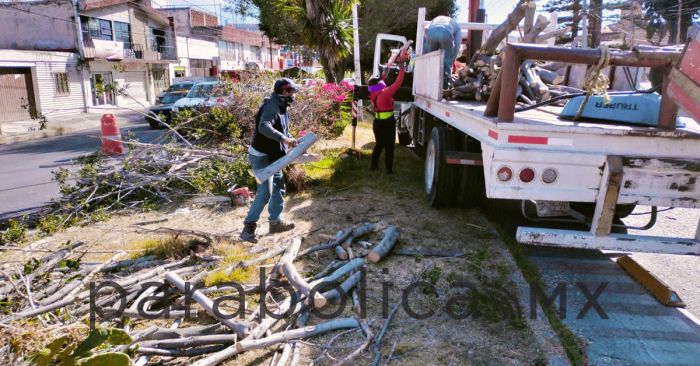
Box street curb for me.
[0,121,99,145]
[510,256,572,366]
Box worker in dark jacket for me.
[240,78,299,243]
[424,15,462,88]
[367,49,410,174]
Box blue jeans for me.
[244,154,285,224]
[424,25,461,87]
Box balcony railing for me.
[82,38,176,62]
[123,43,144,60]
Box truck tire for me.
[457,164,486,208]
[425,127,455,207]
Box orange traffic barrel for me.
[100,114,124,155]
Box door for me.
[0,67,37,122]
[90,72,115,106]
[123,71,148,104]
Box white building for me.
[79,0,178,110]
[0,0,88,122]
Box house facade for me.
[157,7,221,81]
[0,0,88,122]
[0,0,178,123]
[79,0,177,109]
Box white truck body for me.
[380,9,700,254]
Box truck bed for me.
[445,99,700,138]
[413,95,700,161]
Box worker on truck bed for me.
[423,15,462,88]
[367,48,410,174]
[240,78,299,243]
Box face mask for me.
[281,95,295,104]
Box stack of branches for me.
[46,122,252,228]
[449,0,566,104]
[0,222,408,365]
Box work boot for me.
[240,222,258,243]
[269,220,295,234]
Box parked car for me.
[146,91,188,129]
[171,81,229,112]
[157,82,195,102]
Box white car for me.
[172,81,228,112]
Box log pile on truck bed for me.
[0,222,410,365]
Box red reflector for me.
[519,168,535,183]
[497,166,513,182]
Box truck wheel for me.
[425,127,455,207]
[458,165,486,208]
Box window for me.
[53,73,70,95]
[82,17,113,41]
[114,21,131,45]
[150,27,166,52]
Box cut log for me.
[311,260,347,281]
[477,0,532,57]
[297,229,352,257]
[523,14,549,43]
[280,261,327,308]
[271,237,303,281]
[335,245,349,260]
[252,133,318,184]
[309,258,365,288]
[321,271,363,304]
[351,223,376,239]
[536,67,565,85]
[191,318,360,366]
[367,226,400,263]
[165,272,249,338]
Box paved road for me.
[486,201,700,365]
[0,116,160,219]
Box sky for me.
[153,0,522,27]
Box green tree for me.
[226,0,456,82]
[357,0,456,78]
[226,0,356,83]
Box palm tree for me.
[278,0,357,83]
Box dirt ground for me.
[1,121,548,365]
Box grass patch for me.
[129,236,202,259]
[303,144,424,196]
[204,246,255,287]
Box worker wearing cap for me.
[424,15,462,88]
[367,49,410,174]
[240,78,299,243]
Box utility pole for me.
[678,0,683,45]
[581,0,588,48]
[351,3,363,122]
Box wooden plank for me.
[617,255,685,307]
[252,132,318,184]
[591,156,623,237]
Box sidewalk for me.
[0,109,145,145]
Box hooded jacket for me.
[251,93,291,161]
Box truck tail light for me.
[542,168,558,184]
[497,166,513,182]
[519,168,535,183]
